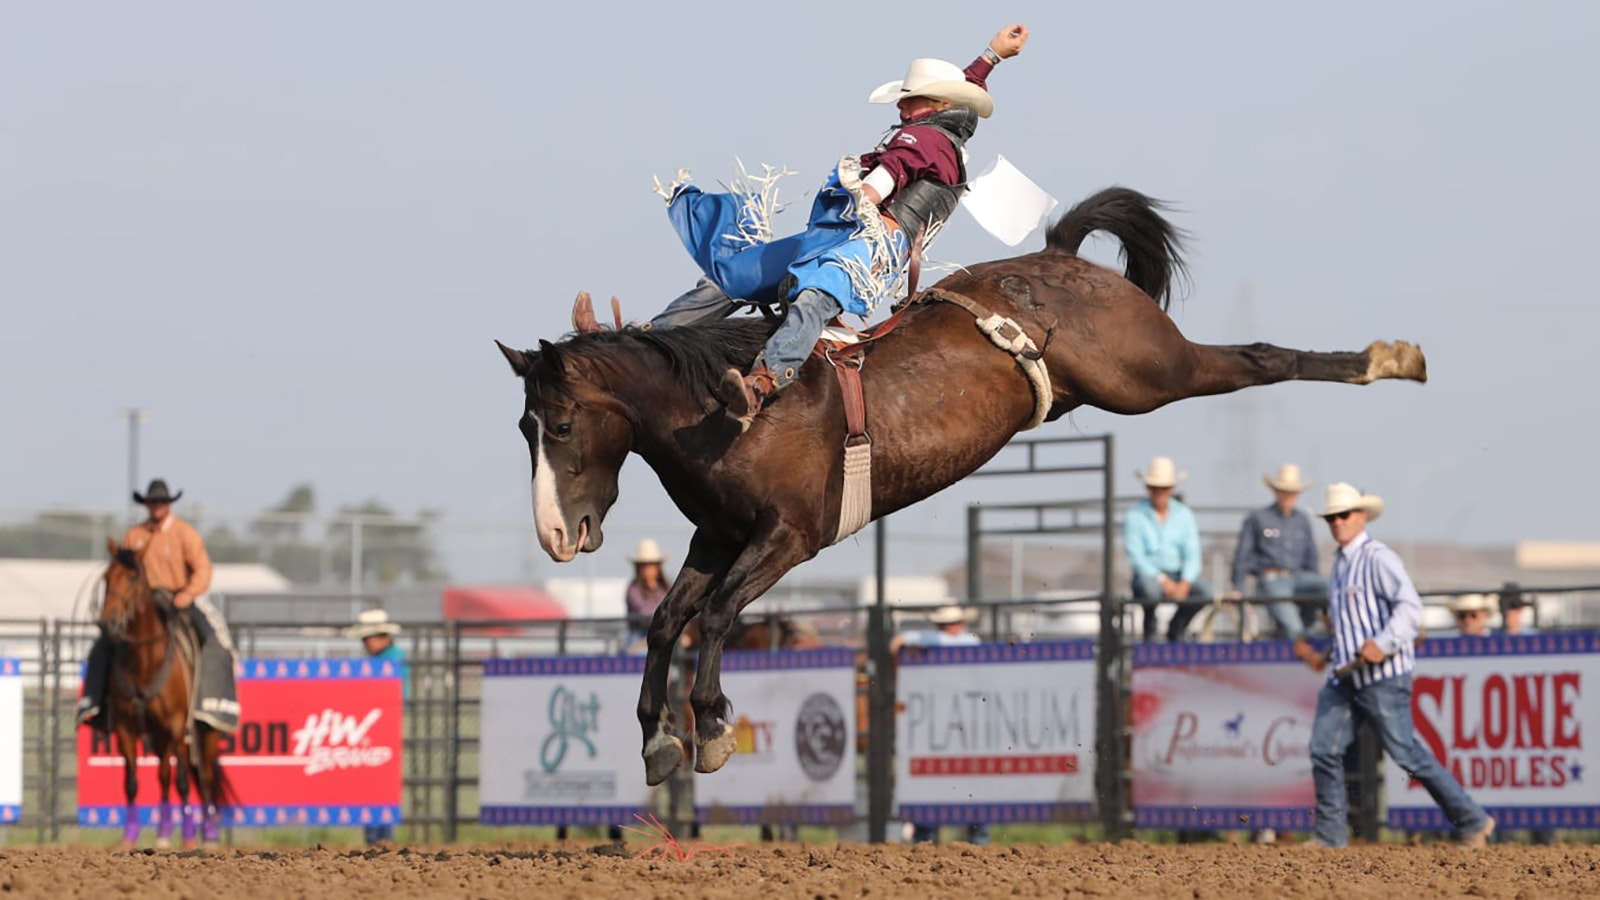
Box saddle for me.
[810,287,1053,544]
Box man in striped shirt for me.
[1303,482,1494,848]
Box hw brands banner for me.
[479,651,859,826]
[78,659,403,828]
[1131,642,1320,831]
[895,641,1096,824]
[1386,633,1600,830]
[1,659,20,824]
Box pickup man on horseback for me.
[78,478,241,734]
[652,24,1030,429]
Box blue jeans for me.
[763,288,843,387]
[364,824,394,844]
[1131,573,1212,642]
[1309,672,1488,847]
[1255,571,1328,640]
[912,822,990,845]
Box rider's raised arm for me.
[966,24,1029,87]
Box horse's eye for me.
[551,422,573,439]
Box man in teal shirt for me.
[1124,456,1211,642]
[347,609,409,843]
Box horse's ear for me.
[572,291,603,333]
[496,340,531,377]
[105,537,118,558]
[610,295,624,330]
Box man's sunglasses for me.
[1322,510,1356,522]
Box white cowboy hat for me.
[345,608,401,640]
[1320,482,1385,522]
[868,58,994,119]
[628,539,666,565]
[1449,593,1495,614]
[929,604,975,625]
[1136,456,1187,488]
[1264,463,1311,493]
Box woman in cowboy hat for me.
[650,25,1030,430]
[78,478,241,735]
[1229,463,1328,654]
[1123,456,1213,642]
[1300,482,1495,849]
[622,539,673,652]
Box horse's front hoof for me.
[643,732,686,786]
[694,722,737,774]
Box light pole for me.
[119,408,149,516]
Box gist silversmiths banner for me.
[1130,642,1321,831]
[894,641,1096,825]
[1385,633,1600,831]
[478,655,659,826]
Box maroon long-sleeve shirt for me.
[858,55,995,196]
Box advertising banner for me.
[478,655,659,826]
[78,658,404,828]
[1131,642,1321,831]
[895,641,1096,824]
[694,648,857,825]
[1385,633,1600,830]
[1,659,21,824]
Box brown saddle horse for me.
[496,186,1425,786]
[98,540,234,846]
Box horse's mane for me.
[529,317,775,399]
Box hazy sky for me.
[4,2,1597,585]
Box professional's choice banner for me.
[1385,633,1600,830]
[479,655,658,826]
[694,649,857,825]
[1131,642,1321,830]
[895,641,1096,824]
[78,658,404,827]
[1,659,22,824]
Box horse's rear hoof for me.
[643,733,686,786]
[694,722,737,774]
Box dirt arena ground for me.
[2,841,1598,899]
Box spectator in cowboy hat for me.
[1124,456,1213,642]
[622,539,673,653]
[1448,594,1495,637]
[1497,582,1539,635]
[1230,463,1328,657]
[347,608,408,844]
[890,601,989,845]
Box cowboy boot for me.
[714,364,778,432]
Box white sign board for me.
[1385,633,1600,831]
[478,656,659,825]
[0,659,21,824]
[1130,642,1320,830]
[694,649,857,825]
[895,641,1096,824]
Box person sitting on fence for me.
[891,603,990,846]
[78,479,240,734]
[1230,463,1327,660]
[347,608,410,845]
[1124,457,1212,642]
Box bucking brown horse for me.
[99,541,234,846]
[496,186,1425,786]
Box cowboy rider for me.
[78,479,241,734]
[652,25,1030,430]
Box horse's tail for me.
[1046,186,1189,311]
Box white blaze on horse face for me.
[530,413,577,562]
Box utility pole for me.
[119,408,149,517]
